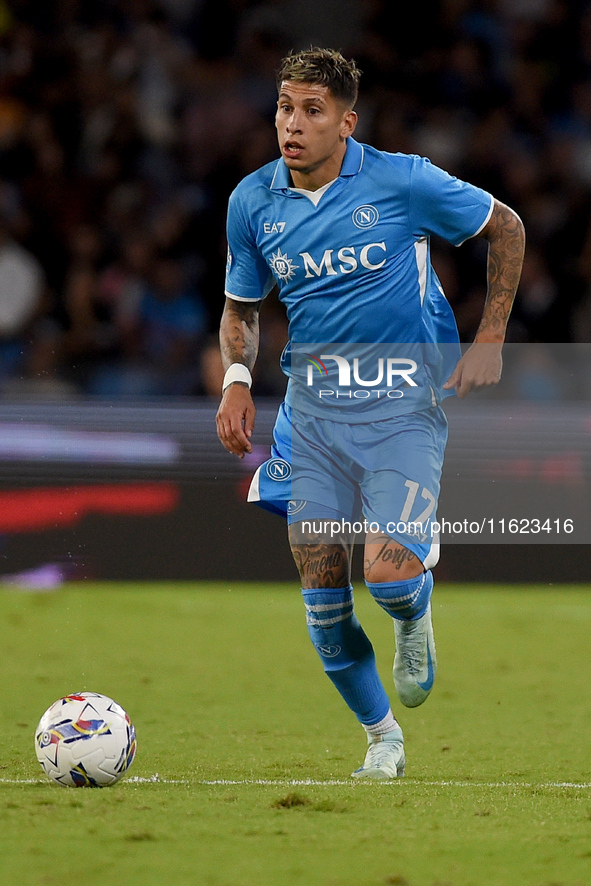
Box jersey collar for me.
[270,137,364,191]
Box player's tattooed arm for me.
[216,297,262,458]
[444,198,525,398]
[476,199,526,343]
[219,297,262,371]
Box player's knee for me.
[367,570,433,621]
[364,540,423,583]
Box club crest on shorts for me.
[287,499,307,515]
[265,458,292,481]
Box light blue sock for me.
[366,570,434,621]
[301,585,391,727]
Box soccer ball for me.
[34,692,137,787]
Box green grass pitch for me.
[1,582,591,886]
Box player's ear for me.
[341,109,358,138]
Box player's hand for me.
[443,342,503,399]
[216,383,256,457]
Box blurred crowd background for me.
[0,0,590,400]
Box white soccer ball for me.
[34,692,137,787]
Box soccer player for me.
[216,48,525,778]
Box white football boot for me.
[351,727,405,779]
[393,603,437,707]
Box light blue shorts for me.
[248,402,447,568]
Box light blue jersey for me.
[225,137,493,419]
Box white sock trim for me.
[363,710,398,737]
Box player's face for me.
[275,81,357,188]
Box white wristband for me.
[222,363,252,393]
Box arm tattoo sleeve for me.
[219,298,261,371]
[477,200,526,342]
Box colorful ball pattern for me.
[35,692,137,787]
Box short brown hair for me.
[276,47,361,108]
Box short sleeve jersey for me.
[225,138,493,419]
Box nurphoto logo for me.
[304,353,418,400]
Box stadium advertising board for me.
[0,344,589,582]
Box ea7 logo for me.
[264,222,286,233]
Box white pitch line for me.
[126,776,188,784]
[0,775,188,786]
[0,778,41,784]
[198,779,591,788]
[2,777,591,788]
